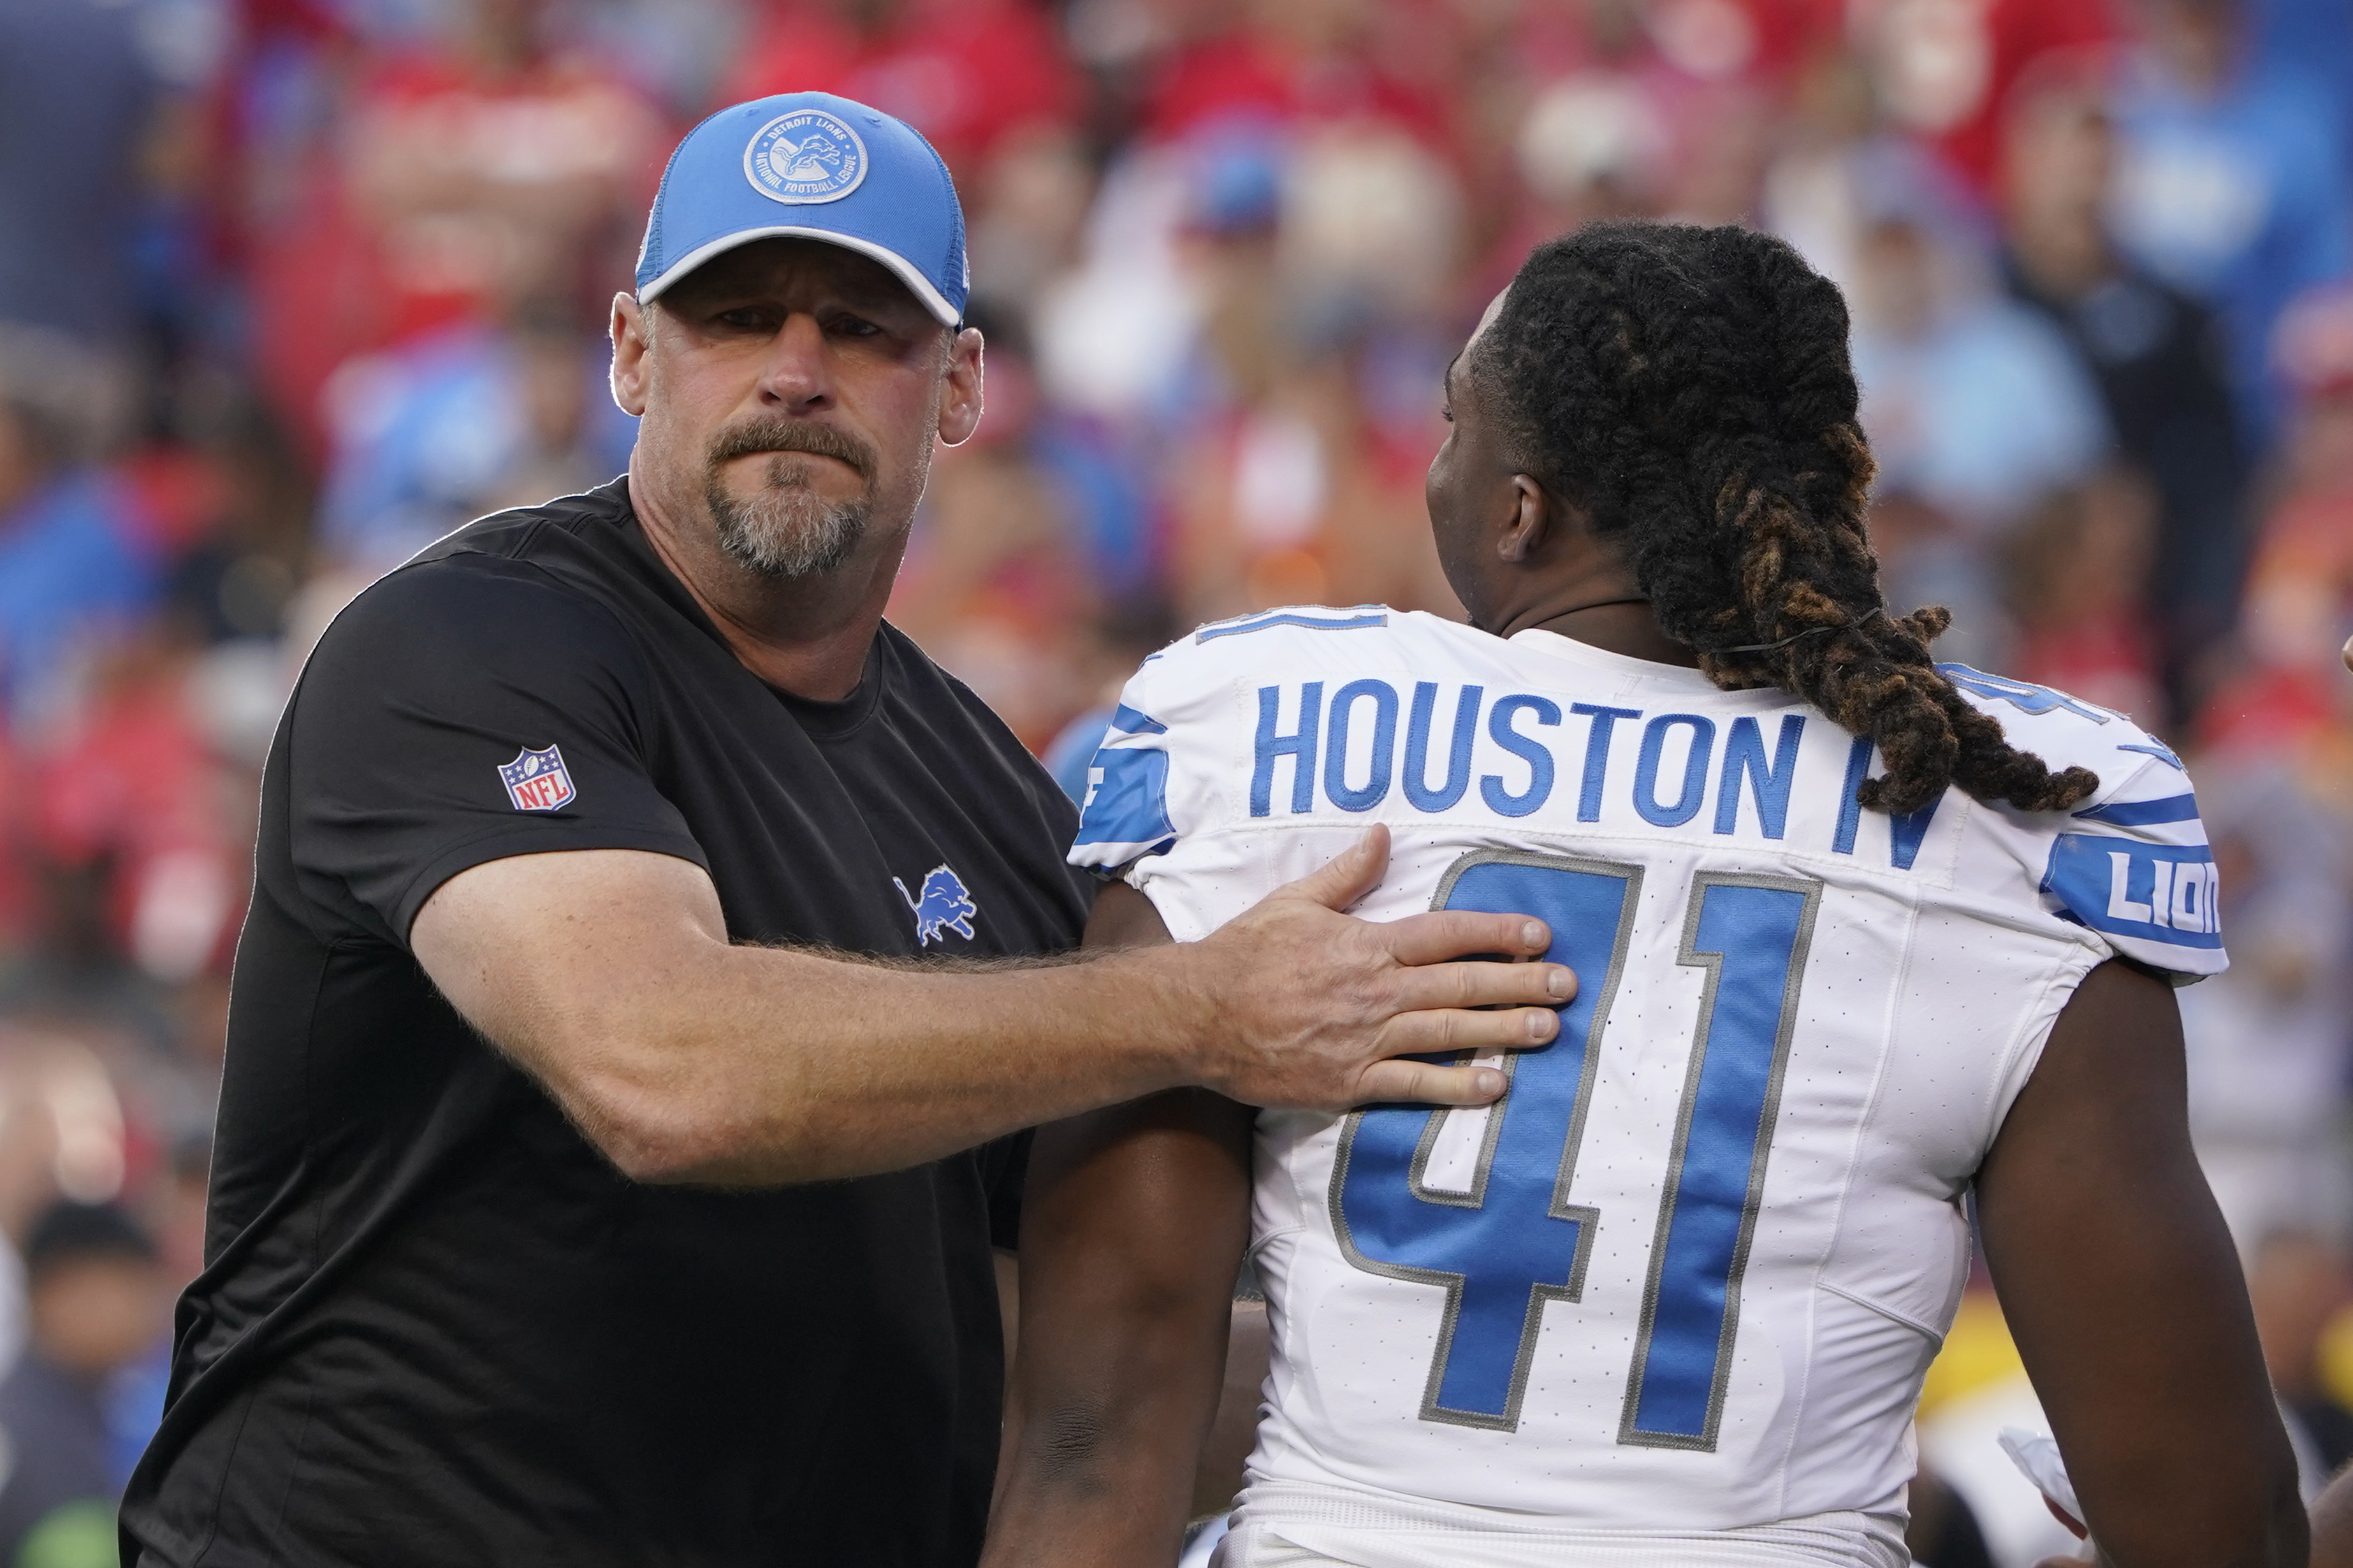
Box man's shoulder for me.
[326,548,625,661]
[406,480,631,570]
[305,521,648,714]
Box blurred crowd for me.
[3,0,2353,1562]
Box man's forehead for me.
[660,237,923,313]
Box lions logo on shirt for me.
[895,864,979,946]
[497,744,575,812]
[743,109,868,205]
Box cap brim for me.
[637,227,961,327]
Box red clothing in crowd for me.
[723,0,1078,177]
[250,43,664,456]
[1861,0,2116,194]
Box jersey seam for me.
[1978,950,2101,1161]
[1245,1222,1306,1266]
[1812,1279,1946,1346]
[1778,884,1925,1520]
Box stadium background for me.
[1,0,2350,1561]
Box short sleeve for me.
[287,555,707,947]
[1067,664,1180,873]
[2037,750,2227,981]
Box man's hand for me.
[1159,825,1572,1112]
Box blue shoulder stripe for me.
[1196,611,1388,643]
[2115,739,2185,771]
[1110,702,1167,736]
[2073,793,2200,827]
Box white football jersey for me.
[1068,607,2224,1565]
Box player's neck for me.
[1513,599,1701,669]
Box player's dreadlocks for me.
[1466,221,2098,817]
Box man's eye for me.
[717,309,771,330]
[1441,407,1454,423]
[831,317,882,338]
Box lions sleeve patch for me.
[1070,702,1177,867]
[2039,754,2227,979]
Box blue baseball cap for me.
[634,91,968,327]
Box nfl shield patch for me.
[497,744,576,812]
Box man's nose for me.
[756,312,831,412]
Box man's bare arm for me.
[984,882,1257,1568]
[1976,959,2306,1568]
[409,827,1575,1186]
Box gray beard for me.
[706,457,871,580]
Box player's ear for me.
[611,293,652,418]
[1496,473,1550,564]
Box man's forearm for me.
[504,934,1216,1186]
[414,837,1570,1187]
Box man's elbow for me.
[531,1027,812,1186]
[590,1101,737,1185]
[578,1083,819,1186]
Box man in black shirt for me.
[119,93,1572,1567]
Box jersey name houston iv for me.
[1070,606,2222,1565]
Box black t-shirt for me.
[120,481,1093,1568]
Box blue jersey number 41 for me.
[1330,850,1821,1449]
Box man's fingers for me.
[1392,958,1575,1013]
[1275,825,1390,913]
[1355,1057,1510,1107]
[1380,1005,1561,1057]
[1380,908,1552,967]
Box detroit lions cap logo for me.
[744,108,868,205]
[894,864,978,946]
[498,744,576,812]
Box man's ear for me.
[1496,474,1551,563]
[610,293,651,418]
[936,326,985,447]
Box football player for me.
[982,222,2304,1568]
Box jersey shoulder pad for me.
[1063,605,1428,872]
[1938,664,2222,978]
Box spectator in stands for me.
[1842,161,2112,675]
[0,0,159,349]
[0,328,153,732]
[1999,472,2166,725]
[723,0,1077,179]
[0,1201,166,1567]
[1849,0,2112,197]
[2241,283,2353,693]
[252,0,665,454]
[2176,765,2353,1247]
[2001,62,2250,721]
[2108,0,2353,446]
[1849,175,2113,536]
[319,295,636,574]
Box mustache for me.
[707,418,876,479]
